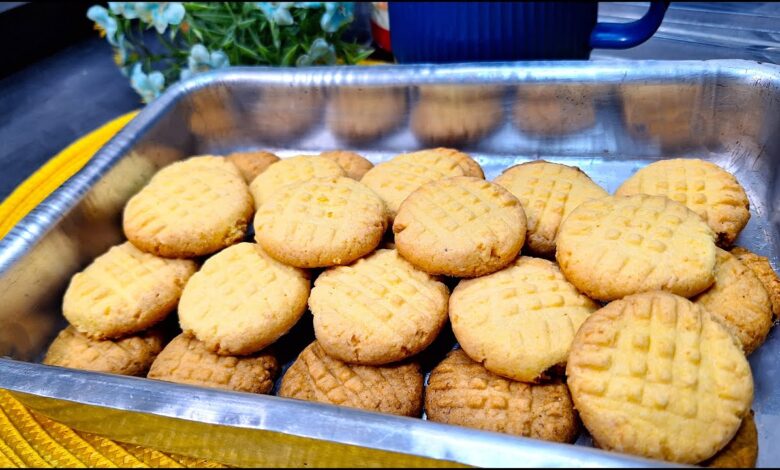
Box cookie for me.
[393,147,484,179]
[279,341,423,417]
[123,155,253,258]
[494,160,608,257]
[615,159,750,247]
[620,84,715,152]
[225,150,280,183]
[732,246,780,319]
[450,257,599,382]
[326,87,407,142]
[309,249,449,365]
[319,150,374,180]
[178,243,310,355]
[147,334,279,394]
[43,326,164,376]
[567,291,753,464]
[694,248,772,355]
[360,149,468,219]
[248,155,345,208]
[411,96,503,148]
[254,176,388,268]
[250,86,324,143]
[513,84,597,136]
[703,411,758,468]
[393,176,526,277]
[556,194,717,301]
[425,349,579,443]
[417,84,505,101]
[63,242,197,339]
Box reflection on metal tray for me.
[0,61,778,467]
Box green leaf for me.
[270,21,281,50]
[236,43,262,61]
[281,44,299,67]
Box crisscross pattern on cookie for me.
[254,177,387,268]
[248,155,345,207]
[694,249,772,355]
[616,159,749,246]
[123,156,253,257]
[279,342,423,416]
[494,160,607,256]
[43,326,164,376]
[425,349,578,443]
[567,291,753,464]
[732,247,780,319]
[178,243,310,355]
[556,194,716,301]
[63,242,196,339]
[309,249,449,365]
[360,150,468,218]
[148,334,279,394]
[394,176,525,277]
[392,148,484,179]
[450,257,598,382]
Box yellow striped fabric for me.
[0,391,226,468]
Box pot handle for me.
[590,1,670,49]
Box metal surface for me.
[0,61,778,467]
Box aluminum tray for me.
[0,60,778,468]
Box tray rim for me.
[1,59,778,468]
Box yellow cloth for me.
[0,111,139,238]
[0,390,225,468]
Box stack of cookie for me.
[42,147,778,466]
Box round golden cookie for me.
[411,97,503,148]
[359,149,468,219]
[147,334,279,394]
[567,291,753,464]
[493,160,608,257]
[43,326,164,376]
[393,147,484,179]
[732,246,780,320]
[703,411,758,468]
[620,84,715,152]
[123,155,253,258]
[694,248,773,355]
[178,243,310,355]
[425,349,579,443]
[225,150,280,183]
[254,177,388,268]
[248,155,345,208]
[450,257,599,382]
[319,150,374,180]
[615,159,750,247]
[279,341,423,417]
[556,194,717,302]
[513,84,597,136]
[418,84,504,101]
[326,87,407,143]
[250,86,324,142]
[63,242,197,339]
[309,249,449,365]
[393,176,526,277]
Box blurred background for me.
[2,1,779,200]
